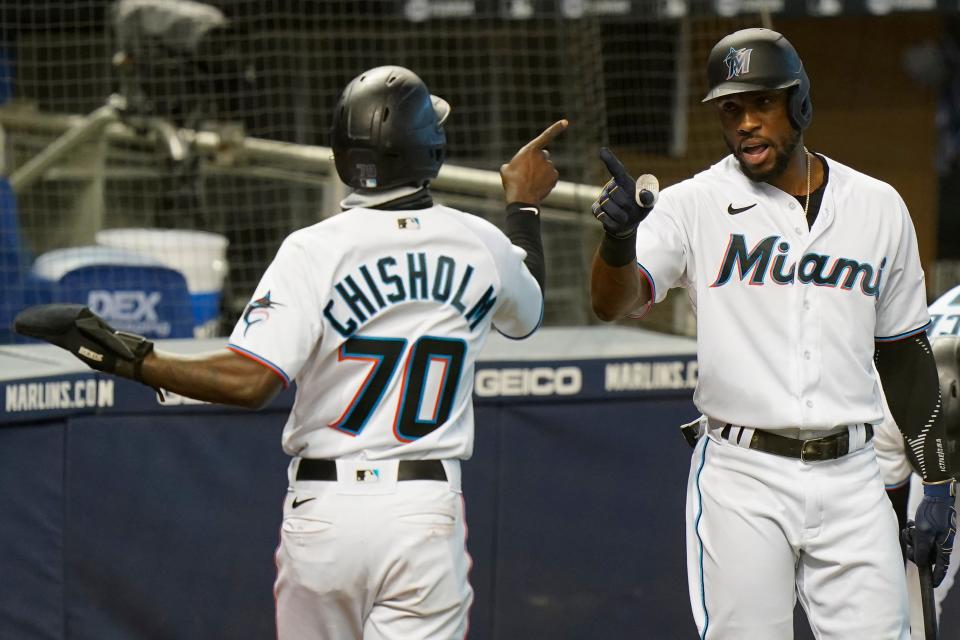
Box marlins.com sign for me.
[605,359,698,391]
[5,378,115,412]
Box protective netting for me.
[0,1,761,342]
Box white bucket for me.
[32,246,164,281]
[95,228,229,337]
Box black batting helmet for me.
[331,66,449,190]
[702,28,813,130]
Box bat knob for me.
[635,174,659,208]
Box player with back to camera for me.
[15,65,568,639]
[589,28,954,639]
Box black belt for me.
[720,424,873,462]
[296,459,447,482]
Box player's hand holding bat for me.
[499,119,568,206]
[593,147,659,239]
[903,481,958,588]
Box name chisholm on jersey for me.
[323,251,498,337]
[711,234,886,296]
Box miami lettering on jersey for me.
[711,234,886,296]
[323,251,497,337]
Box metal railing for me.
[0,99,598,222]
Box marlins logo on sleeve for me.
[242,291,284,335]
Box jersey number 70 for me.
[329,335,467,442]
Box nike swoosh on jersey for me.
[727,203,757,215]
[291,497,316,509]
[519,207,539,215]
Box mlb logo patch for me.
[397,217,420,230]
[356,468,380,483]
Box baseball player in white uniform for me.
[14,66,568,639]
[875,283,960,638]
[589,28,954,639]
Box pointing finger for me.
[521,119,569,153]
[599,147,633,186]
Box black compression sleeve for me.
[504,202,545,295]
[875,331,949,482]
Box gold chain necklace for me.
[803,147,812,219]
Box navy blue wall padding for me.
[63,414,287,640]
[482,399,699,640]
[4,345,953,639]
[0,421,65,640]
[0,178,29,343]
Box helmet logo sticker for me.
[724,47,753,80]
[357,163,378,188]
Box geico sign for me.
[474,366,582,397]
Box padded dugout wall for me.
[3,329,938,639]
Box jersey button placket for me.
[797,287,821,425]
[782,197,806,240]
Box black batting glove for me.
[14,304,155,383]
[592,147,658,239]
[903,481,958,587]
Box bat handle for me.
[918,563,939,640]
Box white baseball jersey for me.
[227,204,542,461]
[637,154,930,430]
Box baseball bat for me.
[918,563,938,640]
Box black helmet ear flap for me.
[789,84,813,131]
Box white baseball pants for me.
[686,426,909,639]
[274,459,472,640]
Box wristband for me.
[598,231,637,267]
[923,480,955,498]
[505,202,540,216]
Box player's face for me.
[716,90,800,183]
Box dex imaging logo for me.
[724,47,753,79]
[87,290,171,337]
